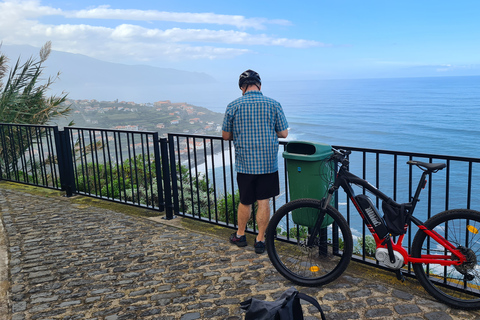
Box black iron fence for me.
[2,123,480,277]
[0,124,63,189]
[65,127,165,210]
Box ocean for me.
[187,75,480,159]
[176,75,480,243]
[188,75,480,223]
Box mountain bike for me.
[266,148,480,309]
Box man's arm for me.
[276,129,288,139]
[222,130,233,140]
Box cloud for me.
[67,5,290,30]
[402,63,480,73]
[109,25,326,49]
[0,0,325,63]
[0,0,61,18]
[433,64,480,73]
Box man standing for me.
[222,69,289,254]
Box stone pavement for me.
[1,182,480,320]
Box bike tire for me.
[411,209,480,309]
[266,198,353,287]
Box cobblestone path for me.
[1,184,480,319]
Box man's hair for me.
[239,69,261,89]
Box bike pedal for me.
[395,270,406,282]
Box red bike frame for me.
[330,155,467,267]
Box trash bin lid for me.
[283,141,332,161]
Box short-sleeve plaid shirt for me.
[222,91,289,174]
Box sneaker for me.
[230,232,247,247]
[254,239,266,254]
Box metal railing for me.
[167,133,286,230]
[169,134,480,276]
[2,123,480,284]
[65,127,165,210]
[0,123,63,190]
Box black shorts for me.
[237,171,280,205]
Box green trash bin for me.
[283,141,334,228]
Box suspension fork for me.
[308,176,343,247]
[321,169,344,211]
[307,200,328,247]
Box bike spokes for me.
[266,199,353,287]
[412,210,480,309]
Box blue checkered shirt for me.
[222,91,289,174]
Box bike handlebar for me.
[330,148,351,164]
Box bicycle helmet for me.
[238,69,261,89]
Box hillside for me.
[1,44,217,103]
[51,99,224,137]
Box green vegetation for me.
[354,235,376,257]
[216,190,240,224]
[0,42,70,176]
[276,225,308,240]
[0,41,70,125]
[75,154,159,206]
[72,150,242,225]
[176,163,214,217]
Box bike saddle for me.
[407,160,446,172]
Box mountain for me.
[0,44,217,103]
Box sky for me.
[1,0,480,82]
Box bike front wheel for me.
[412,209,480,309]
[266,198,353,287]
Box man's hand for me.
[222,130,233,140]
[276,129,288,139]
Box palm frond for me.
[0,54,8,91]
[0,41,70,125]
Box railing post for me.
[159,137,174,219]
[55,128,76,197]
[153,133,165,211]
[168,134,179,214]
[0,125,4,180]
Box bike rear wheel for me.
[266,198,353,287]
[412,209,480,309]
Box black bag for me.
[240,287,326,320]
[382,201,408,236]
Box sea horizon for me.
[193,75,480,159]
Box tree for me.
[0,41,70,124]
[0,42,71,179]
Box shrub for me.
[354,235,376,257]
